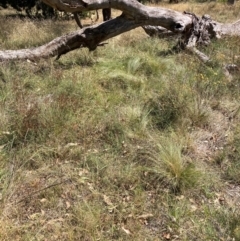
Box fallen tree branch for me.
[144,12,239,64]
[42,0,193,32]
[0,0,239,62]
[0,16,140,61]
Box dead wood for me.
[0,0,239,62]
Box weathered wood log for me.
[0,16,140,61]
[143,12,240,63]
[30,0,196,32]
[0,0,239,62]
[143,14,240,39]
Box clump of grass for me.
[225,160,240,184]
[146,94,182,130]
[0,18,75,49]
[219,124,240,184]
[145,80,192,130]
[69,201,103,240]
[137,134,201,192]
[186,96,209,127]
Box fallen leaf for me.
[41,209,45,216]
[163,232,171,240]
[103,195,113,206]
[121,226,131,235]
[137,213,153,219]
[176,195,184,200]
[79,168,89,176]
[87,182,94,191]
[65,143,79,148]
[66,201,71,209]
[103,194,116,212]
[190,205,198,212]
[189,198,195,204]
[29,213,40,220]
[0,145,6,151]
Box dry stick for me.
[15,178,71,204]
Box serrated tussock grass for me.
[136,133,201,193]
[0,4,240,240]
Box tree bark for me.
[0,0,239,62]
[0,15,141,61]
[19,0,197,33]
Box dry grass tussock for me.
[0,2,240,240]
[156,1,240,22]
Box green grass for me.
[0,3,240,240]
[136,133,201,192]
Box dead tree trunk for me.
[0,0,239,62]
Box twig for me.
[15,178,71,204]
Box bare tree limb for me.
[30,0,197,32]
[0,0,239,62]
[0,15,140,61]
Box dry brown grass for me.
[151,1,240,22]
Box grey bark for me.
[0,0,239,62]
